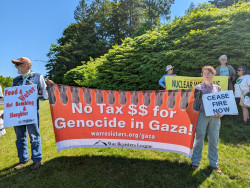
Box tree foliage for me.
[64,2,250,90]
[185,2,195,13]
[208,0,249,7]
[0,76,13,93]
[46,0,174,84]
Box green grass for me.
[0,100,249,187]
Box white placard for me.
[4,85,38,127]
[202,90,238,116]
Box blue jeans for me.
[191,111,221,168]
[14,114,42,163]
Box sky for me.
[0,0,208,78]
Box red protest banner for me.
[48,84,201,158]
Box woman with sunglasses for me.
[234,66,250,125]
[158,65,176,88]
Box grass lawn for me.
[0,100,249,187]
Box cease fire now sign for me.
[202,90,238,116]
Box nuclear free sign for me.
[202,90,238,116]
[4,85,38,127]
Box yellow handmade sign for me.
[165,76,228,91]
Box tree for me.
[208,0,249,8]
[140,0,175,28]
[185,2,195,13]
[46,12,108,83]
[0,76,13,93]
[46,0,176,83]
[64,2,250,90]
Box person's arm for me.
[228,65,236,81]
[158,75,166,88]
[39,75,48,99]
[215,66,220,76]
[218,86,222,92]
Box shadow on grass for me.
[0,155,213,187]
[219,109,250,144]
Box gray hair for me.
[238,65,248,75]
[219,55,227,61]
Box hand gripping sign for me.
[4,85,38,127]
[48,84,202,158]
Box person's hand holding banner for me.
[47,78,54,85]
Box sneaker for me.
[14,159,31,170]
[214,167,222,173]
[191,165,198,170]
[30,161,42,170]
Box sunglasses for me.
[168,68,173,71]
[237,69,243,72]
[15,62,24,66]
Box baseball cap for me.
[11,57,32,67]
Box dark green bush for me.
[64,2,250,90]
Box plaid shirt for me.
[195,82,221,111]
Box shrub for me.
[64,2,250,90]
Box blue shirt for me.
[158,73,176,87]
[219,66,229,76]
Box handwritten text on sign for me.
[202,90,238,116]
[4,85,37,127]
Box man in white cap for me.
[158,65,176,88]
[6,57,53,170]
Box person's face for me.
[15,62,28,74]
[167,68,173,74]
[219,57,227,65]
[202,69,214,82]
[237,68,244,76]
